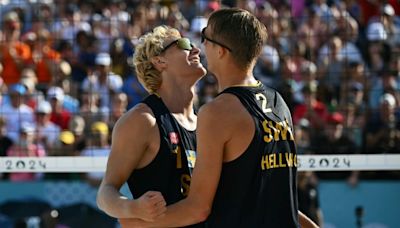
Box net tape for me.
[1,154,400,173]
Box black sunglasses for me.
[201,27,232,52]
[160,38,194,53]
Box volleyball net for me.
[1,154,400,172]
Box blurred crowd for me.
[0,0,399,187]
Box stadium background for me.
[0,0,399,227]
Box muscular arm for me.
[121,98,232,227]
[97,104,166,221]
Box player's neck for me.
[212,60,257,91]
[157,83,195,116]
[216,69,258,92]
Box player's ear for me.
[217,46,229,59]
[151,56,167,70]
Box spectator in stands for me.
[293,84,329,131]
[298,171,324,227]
[160,2,190,32]
[297,7,328,58]
[313,112,360,186]
[54,68,80,115]
[269,3,293,56]
[178,0,197,25]
[340,82,366,151]
[186,16,207,55]
[108,92,128,132]
[315,112,358,153]
[57,130,76,156]
[293,61,319,106]
[294,118,313,155]
[68,115,86,156]
[256,35,280,87]
[365,21,390,79]
[52,60,72,86]
[19,67,43,110]
[79,91,108,135]
[51,6,91,45]
[196,75,218,107]
[47,86,71,130]
[366,93,400,154]
[333,10,364,66]
[45,130,81,180]
[369,68,400,110]
[317,36,345,102]
[30,2,54,33]
[340,68,365,109]
[312,0,333,24]
[342,60,369,97]
[0,11,32,85]
[31,28,61,90]
[284,42,309,84]
[121,73,148,109]
[372,4,399,48]
[91,14,113,54]
[110,38,132,79]
[6,122,46,181]
[70,30,97,85]
[33,101,61,153]
[1,83,34,143]
[81,121,110,187]
[81,52,123,111]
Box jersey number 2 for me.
[256,93,272,113]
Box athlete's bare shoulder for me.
[200,93,247,119]
[108,102,159,169]
[112,103,157,139]
[102,103,159,192]
[198,93,250,135]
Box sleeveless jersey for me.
[206,83,299,228]
[127,94,197,208]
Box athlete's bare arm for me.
[97,104,166,222]
[119,94,254,227]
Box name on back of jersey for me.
[261,119,297,170]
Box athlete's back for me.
[206,83,299,228]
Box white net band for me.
[1,154,400,173]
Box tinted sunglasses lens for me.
[177,38,192,50]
